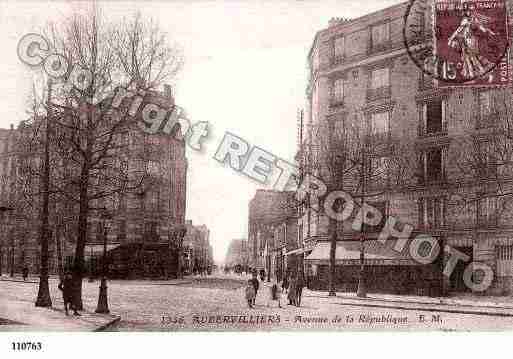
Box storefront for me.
[305,240,443,296]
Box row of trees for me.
[10,6,183,308]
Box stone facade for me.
[0,87,188,278]
[183,220,214,274]
[248,189,296,280]
[224,238,250,271]
[302,1,513,295]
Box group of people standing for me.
[245,271,305,309]
[282,274,304,307]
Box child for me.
[245,279,256,308]
[267,279,282,308]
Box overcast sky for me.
[0,0,403,263]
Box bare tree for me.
[24,7,183,309]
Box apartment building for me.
[300,2,513,295]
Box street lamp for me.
[0,206,14,277]
[95,209,112,314]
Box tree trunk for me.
[72,175,89,311]
[35,80,53,308]
[56,225,64,281]
[328,217,337,297]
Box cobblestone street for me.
[3,275,513,331]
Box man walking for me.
[58,272,80,316]
[296,273,305,307]
[250,271,259,307]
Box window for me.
[479,91,492,118]
[371,23,390,48]
[420,148,444,183]
[147,160,160,176]
[478,195,498,226]
[496,245,513,276]
[371,68,390,89]
[418,197,445,228]
[334,36,345,59]
[422,100,445,135]
[117,220,127,240]
[332,78,344,103]
[370,112,389,135]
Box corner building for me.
[301,1,513,296]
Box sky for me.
[0,0,403,264]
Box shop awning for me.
[84,243,121,257]
[305,241,420,266]
[284,244,315,256]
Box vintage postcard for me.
[1,0,513,351]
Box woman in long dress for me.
[287,276,297,306]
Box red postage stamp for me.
[433,0,511,87]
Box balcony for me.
[367,41,392,55]
[366,86,391,102]
[329,97,345,108]
[331,55,345,66]
[418,121,448,138]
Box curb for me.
[149,281,193,286]
[0,278,38,284]
[304,292,513,317]
[334,300,513,317]
[94,315,121,332]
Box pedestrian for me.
[250,271,259,307]
[282,274,289,294]
[296,273,305,307]
[287,276,297,306]
[245,279,256,308]
[22,266,29,281]
[267,279,282,308]
[58,272,80,316]
[259,269,265,282]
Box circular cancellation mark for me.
[403,0,511,87]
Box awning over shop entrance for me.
[305,241,420,266]
[84,243,121,258]
[284,244,315,256]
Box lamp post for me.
[0,206,14,277]
[95,209,112,314]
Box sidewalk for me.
[0,297,120,331]
[0,274,193,286]
[304,289,513,317]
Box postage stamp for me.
[433,0,511,87]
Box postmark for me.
[404,0,511,87]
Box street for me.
[2,275,513,331]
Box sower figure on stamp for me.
[448,9,496,79]
[58,271,80,316]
